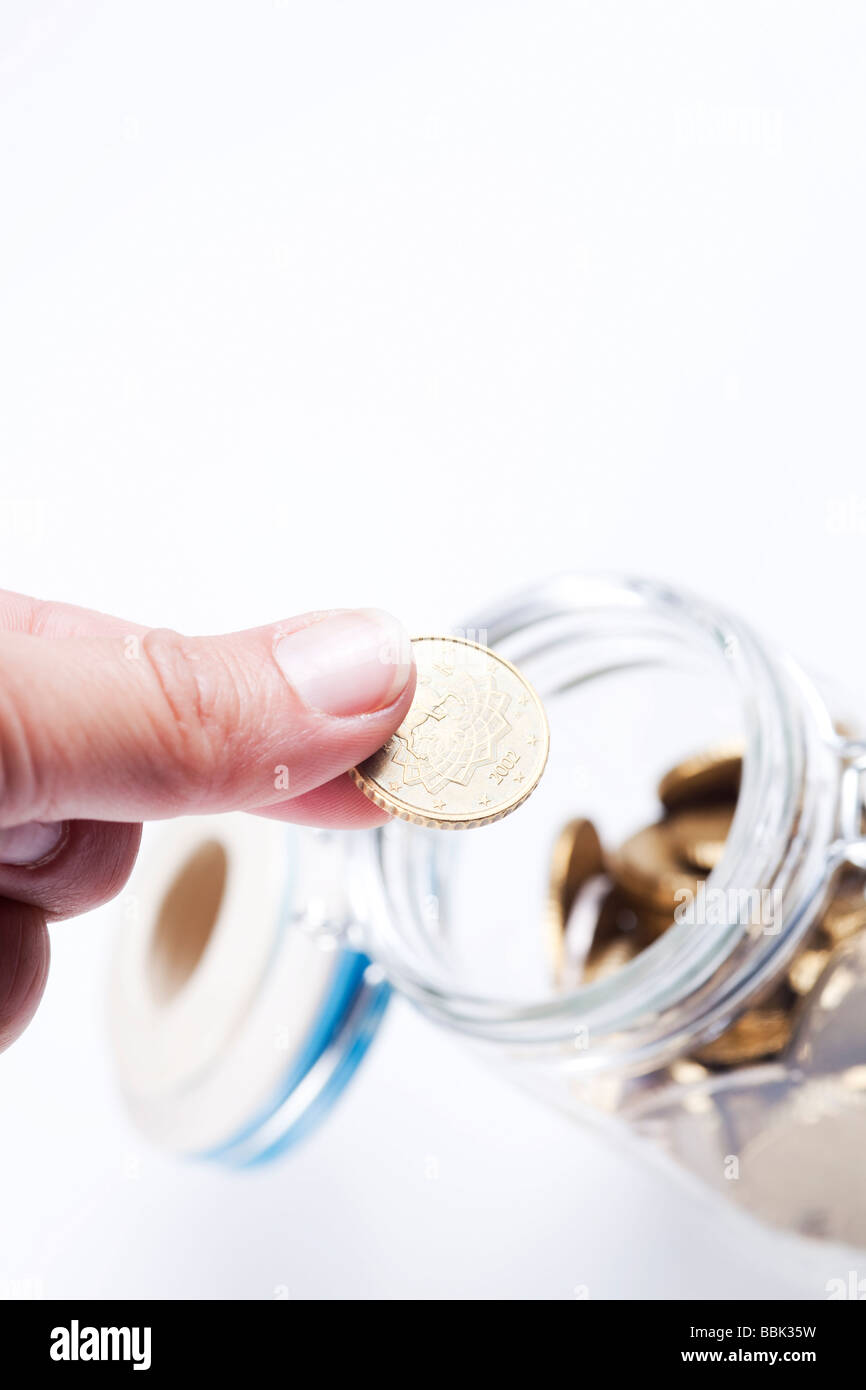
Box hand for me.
[0,591,415,1052]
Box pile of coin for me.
[546,742,866,1068]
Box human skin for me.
[0,590,415,1052]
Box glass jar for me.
[111,574,866,1254]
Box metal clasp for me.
[837,738,866,867]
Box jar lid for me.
[110,814,390,1166]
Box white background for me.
[1,0,865,1299]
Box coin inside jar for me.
[545,818,604,977]
[350,636,549,829]
[788,948,831,996]
[581,886,642,983]
[692,1008,792,1067]
[819,869,866,945]
[666,805,735,874]
[607,822,702,916]
[657,742,742,814]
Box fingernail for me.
[0,821,66,867]
[274,609,413,716]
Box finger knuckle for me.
[0,685,39,821]
[140,629,243,801]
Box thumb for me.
[0,608,414,826]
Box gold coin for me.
[667,805,734,874]
[657,741,742,813]
[692,1008,791,1067]
[607,822,701,915]
[669,1059,710,1086]
[788,948,831,996]
[582,935,639,984]
[820,870,866,945]
[581,885,643,982]
[634,903,678,942]
[545,818,603,973]
[350,636,550,829]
